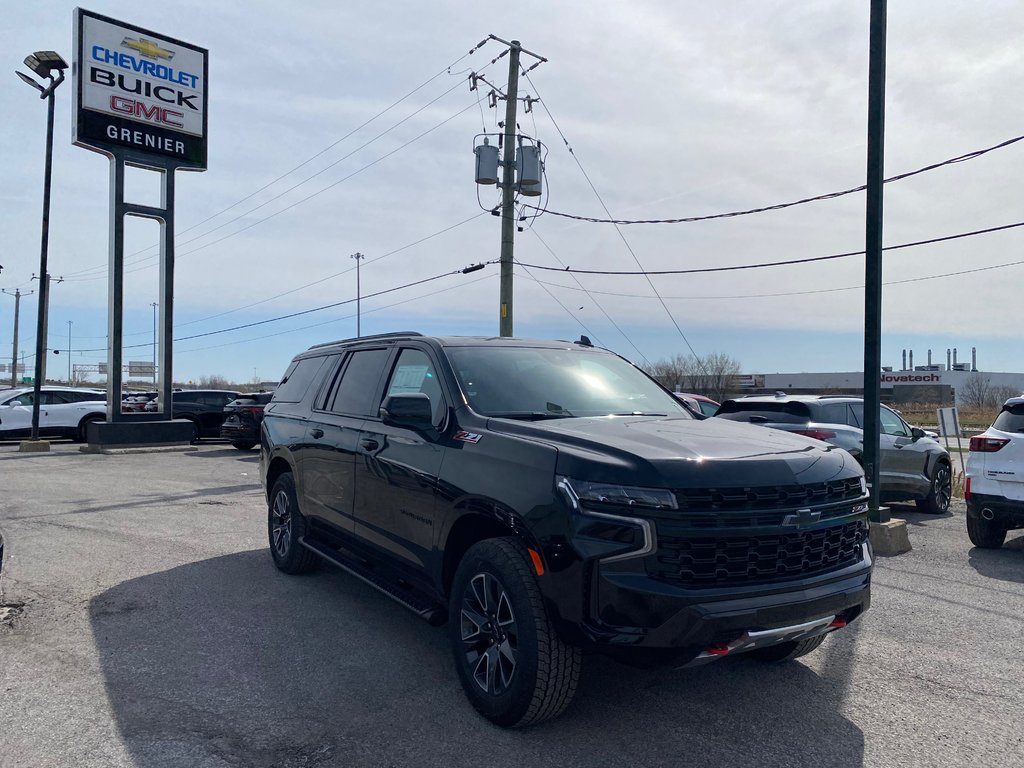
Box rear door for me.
[352,346,449,571]
[301,348,389,538]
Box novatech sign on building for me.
[73,8,208,169]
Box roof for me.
[727,394,863,404]
[306,334,607,353]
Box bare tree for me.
[958,376,1018,410]
[197,374,231,389]
[642,352,741,402]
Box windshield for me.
[447,346,691,419]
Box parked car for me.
[672,392,720,417]
[715,394,952,514]
[965,396,1024,548]
[261,333,871,727]
[121,391,157,413]
[220,392,273,450]
[145,389,241,441]
[0,386,107,441]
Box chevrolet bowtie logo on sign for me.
[122,36,175,60]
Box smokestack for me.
[909,350,914,369]
[928,349,933,366]
[953,348,958,367]
[972,346,977,372]
[947,349,951,371]
[902,349,907,370]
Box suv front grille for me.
[652,520,868,588]
[674,477,863,512]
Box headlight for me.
[557,476,659,563]
[557,476,677,511]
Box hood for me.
[488,415,858,488]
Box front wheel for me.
[916,461,951,514]
[231,440,256,451]
[449,538,580,728]
[967,514,1007,549]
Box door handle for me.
[360,438,379,451]
[310,428,324,439]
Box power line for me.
[524,71,705,371]
[515,262,604,345]
[60,42,493,280]
[521,133,1024,225]
[528,255,1024,300]
[73,263,492,353]
[515,220,1024,276]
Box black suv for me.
[220,392,273,450]
[716,395,952,514]
[148,389,241,441]
[260,334,872,727]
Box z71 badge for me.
[454,431,482,444]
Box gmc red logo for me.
[109,96,183,128]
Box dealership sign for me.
[73,8,208,169]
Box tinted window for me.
[384,348,446,426]
[818,403,850,425]
[880,406,909,437]
[174,392,199,403]
[329,349,390,416]
[200,392,236,407]
[716,400,811,424]
[274,357,329,403]
[993,403,1024,432]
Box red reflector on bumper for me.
[830,617,847,629]
[704,643,730,656]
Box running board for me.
[299,537,447,626]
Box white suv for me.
[0,386,107,442]
[965,397,1024,548]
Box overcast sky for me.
[2,0,1022,385]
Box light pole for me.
[151,302,158,385]
[351,252,364,337]
[16,50,67,446]
[66,320,72,384]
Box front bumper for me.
[967,493,1024,528]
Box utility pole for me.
[66,319,72,384]
[2,288,30,388]
[498,42,522,338]
[351,252,364,337]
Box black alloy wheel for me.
[267,473,318,574]
[459,572,520,696]
[917,461,952,514]
[448,538,580,727]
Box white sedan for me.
[0,386,107,442]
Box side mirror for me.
[910,427,925,441]
[9,400,25,407]
[380,393,433,429]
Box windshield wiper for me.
[609,411,668,416]
[485,411,574,421]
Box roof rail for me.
[308,331,423,350]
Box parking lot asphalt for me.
[0,442,1021,768]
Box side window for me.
[42,392,70,405]
[329,349,390,416]
[819,403,848,424]
[880,406,909,437]
[274,357,328,403]
[849,402,864,428]
[384,348,446,426]
[11,392,35,406]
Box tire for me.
[967,514,1007,549]
[268,473,319,574]
[746,633,827,663]
[77,415,103,443]
[448,538,581,728]
[231,441,256,451]
[916,461,951,514]
[186,420,201,444]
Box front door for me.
[352,347,448,571]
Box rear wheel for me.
[231,440,256,451]
[916,461,951,514]
[268,473,318,574]
[967,514,1007,549]
[746,634,827,663]
[186,420,201,444]
[449,538,580,728]
[77,414,103,443]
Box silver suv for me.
[965,397,1024,548]
[716,395,952,514]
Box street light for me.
[16,50,67,446]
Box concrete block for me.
[869,518,912,556]
[18,439,50,453]
[86,419,195,448]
